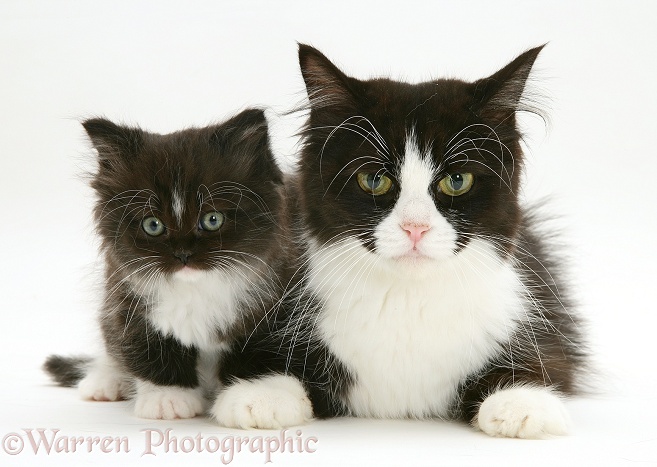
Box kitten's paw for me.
[211,374,313,429]
[78,358,131,401]
[475,386,570,439]
[134,382,205,420]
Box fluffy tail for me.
[43,355,92,387]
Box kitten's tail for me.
[43,355,91,387]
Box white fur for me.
[143,269,251,350]
[308,136,527,418]
[172,187,184,225]
[134,380,205,419]
[374,136,456,262]
[475,386,570,438]
[78,355,132,402]
[311,237,524,418]
[211,374,313,429]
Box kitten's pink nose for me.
[401,223,430,246]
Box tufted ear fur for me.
[298,43,361,112]
[209,108,282,186]
[82,118,143,171]
[473,45,546,125]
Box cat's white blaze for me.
[374,134,457,262]
[172,187,184,225]
[311,139,527,418]
[143,270,251,350]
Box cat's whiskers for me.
[445,123,507,155]
[123,267,164,337]
[97,189,158,218]
[447,238,548,384]
[115,191,160,241]
[312,115,392,186]
[452,233,583,386]
[458,231,571,322]
[212,255,278,303]
[209,249,281,285]
[97,258,163,336]
[102,257,162,296]
[207,260,262,340]
[214,257,282,344]
[444,140,514,188]
[444,156,514,192]
[443,123,515,187]
[315,116,391,159]
[205,181,273,220]
[98,198,151,223]
[329,240,381,336]
[101,257,161,303]
[299,238,383,382]
[282,227,373,312]
[100,203,147,242]
[285,232,373,368]
[324,157,386,198]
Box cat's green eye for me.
[438,173,474,196]
[142,216,166,236]
[357,172,393,196]
[199,211,224,231]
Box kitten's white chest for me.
[145,270,248,350]
[312,239,524,418]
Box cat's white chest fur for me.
[142,269,248,350]
[311,238,525,418]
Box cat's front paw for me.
[78,359,131,401]
[134,382,205,420]
[211,374,313,429]
[475,386,570,439]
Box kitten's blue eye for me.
[199,211,224,231]
[357,172,393,195]
[438,173,474,196]
[142,216,166,236]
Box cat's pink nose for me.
[401,223,430,246]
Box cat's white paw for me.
[475,386,570,439]
[211,374,313,429]
[134,381,205,419]
[78,357,131,401]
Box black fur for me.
[43,355,91,387]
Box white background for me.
[1,1,656,465]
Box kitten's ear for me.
[210,108,269,153]
[298,43,357,111]
[210,109,283,184]
[82,118,142,170]
[473,45,545,124]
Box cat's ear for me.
[210,109,283,184]
[82,118,143,170]
[210,108,269,153]
[298,43,358,111]
[473,45,545,124]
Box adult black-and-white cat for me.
[44,109,288,419]
[212,45,586,438]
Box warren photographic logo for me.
[2,428,318,463]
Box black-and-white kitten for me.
[212,45,586,438]
[44,109,288,419]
